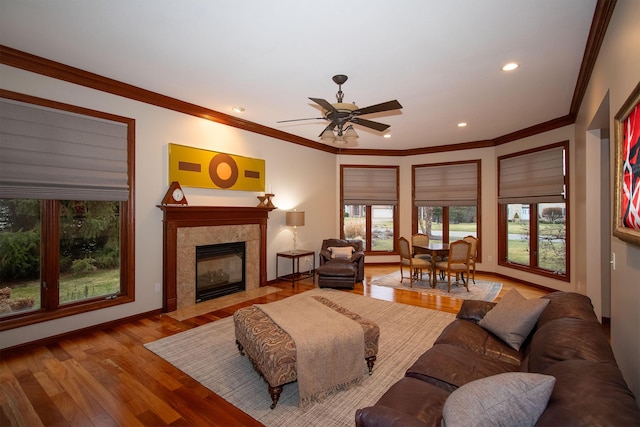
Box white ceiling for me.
[0,0,598,151]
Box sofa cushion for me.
[441,372,555,427]
[329,246,354,259]
[535,360,640,426]
[434,319,523,367]
[405,343,519,390]
[478,288,549,350]
[527,317,616,373]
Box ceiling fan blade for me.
[309,97,337,112]
[353,100,403,116]
[350,117,390,132]
[276,117,323,123]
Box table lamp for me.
[286,211,305,253]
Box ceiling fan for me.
[278,74,402,144]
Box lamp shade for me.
[344,125,358,143]
[286,211,305,227]
[320,128,336,143]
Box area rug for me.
[144,288,455,427]
[369,271,502,302]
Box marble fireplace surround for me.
[159,206,274,312]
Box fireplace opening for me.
[196,241,245,302]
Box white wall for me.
[574,0,640,400]
[0,65,337,349]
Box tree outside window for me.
[0,199,122,319]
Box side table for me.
[276,250,315,285]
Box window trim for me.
[497,141,570,281]
[340,165,400,253]
[0,90,135,331]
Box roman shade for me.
[414,161,478,206]
[343,166,398,205]
[499,146,565,204]
[0,98,129,201]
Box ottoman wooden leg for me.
[268,384,283,409]
[365,355,376,375]
[235,340,245,356]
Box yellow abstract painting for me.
[168,143,265,191]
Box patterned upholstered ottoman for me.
[233,295,379,409]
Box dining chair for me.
[398,237,432,287]
[435,240,471,292]
[411,233,432,261]
[462,235,478,284]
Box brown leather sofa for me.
[318,239,365,288]
[355,292,640,426]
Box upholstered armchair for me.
[319,238,365,283]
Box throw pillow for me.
[329,246,354,259]
[478,288,549,350]
[441,372,555,427]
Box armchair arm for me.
[350,251,365,263]
[352,251,365,282]
[319,249,332,264]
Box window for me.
[498,142,569,279]
[341,166,399,252]
[0,93,135,330]
[413,160,480,250]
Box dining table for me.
[413,242,450,288]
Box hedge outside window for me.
[0,92,135,330]
[497,142,569,280]
[341,165,399,253]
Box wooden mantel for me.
[158,205,275,312]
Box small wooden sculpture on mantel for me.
[257,192,275,208]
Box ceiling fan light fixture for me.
[344,125,358,143]
[335,135,347,145]
[320,128,336,143]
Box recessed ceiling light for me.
[232,106,245,113]
[458,122,468,127]
[502,62,519,71]
[383,134,391,138]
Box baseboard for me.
[0,308,162,357]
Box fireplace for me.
[159,205,274,312]
[196,241,245,302]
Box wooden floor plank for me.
[0,378,45,427]
[63,358,145,427]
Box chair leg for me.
[447,272,451,292]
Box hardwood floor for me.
[0,266,548,427]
